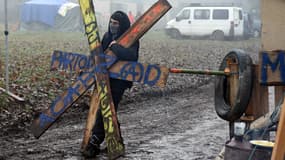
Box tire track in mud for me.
[120,82,229,160]
[0,82,229,160]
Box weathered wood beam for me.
[79,0,125,158]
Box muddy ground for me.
[0,31,261,160]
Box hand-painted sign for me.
[51,51,168,87]
[259,51,285,85]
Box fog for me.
[0,0,260,25]
[0,2,262,159]
[168,0,260,16]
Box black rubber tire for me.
[215,49,253,122]
[212,30,224,41]
[170,29,181,39]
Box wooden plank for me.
[81,1,171,155]
[31,69,96,138]
[50,51,94,73]
[79,0,125,158]
[228,62,238,138]
[81,90,100,151]
[229,63,239,108]
[117,0,171,48]
[30,0,171,140]
[259,51,285,85]
[271,97,285,160]
[241,65,269,121]
[109,61,169,88]
[261,0,285,51]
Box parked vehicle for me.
[165,4,244,40]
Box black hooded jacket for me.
[102,11,140,92]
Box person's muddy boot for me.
[81,142,100,158]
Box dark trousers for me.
[90,88,125,145]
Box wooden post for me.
[81,91,100,151]
[271,98,285,160]
[241,65,269,122]
[229,63,238,110]
[275,86,285,105]
[261,0,285,159]
[228,61,238,138]
[261,0,285,51]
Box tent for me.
[20,0,84,32]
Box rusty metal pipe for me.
[169,68,231,76]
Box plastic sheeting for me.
[20,0,67,26]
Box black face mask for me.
[110,23,120,35]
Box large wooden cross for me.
[31,0,171,159]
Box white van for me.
[165,5,244,40]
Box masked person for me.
[82,11,140,158]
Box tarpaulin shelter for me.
[20,0,83,32]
